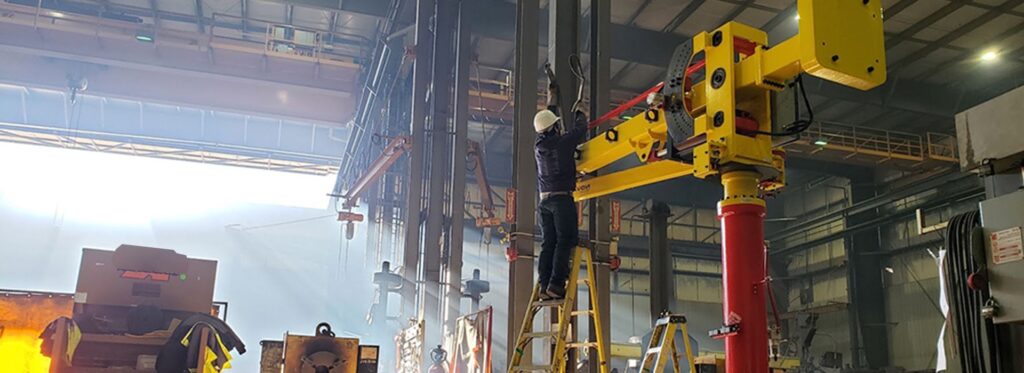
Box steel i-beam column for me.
[442,0,471,332]
[718,170,768,373]
[423,0,458,352]
[646,202,674,320]
[402,0,435,320]
[845,179,891,368]
[507,0,539,368]
[587,0,612,371]
[548,0,579,118]
[549,0,579,368]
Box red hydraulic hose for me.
[588,82,664,129]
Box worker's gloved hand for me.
[547,82,560,105]
[574,110,588,127]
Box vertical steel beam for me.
[549,1,580,369]
[845,180,891,368]
[443,0,471,333]
[587,1,612,371]
[402,0,435,320]
[547,0,579,117]
[507,0,539,368]
[424,0,458,351]
[647,202,674,320]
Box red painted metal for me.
[719,202,768,373]
[341,136,412,210]
[587,82,665,129]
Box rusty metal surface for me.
[260,340,285,373]
[76,245,217,314]
[283,333,360,373]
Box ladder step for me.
[566,342,599,349]
[522,331,559,339]
[570,310,595,316]
[511,365,553,372]
[533,299,566,308]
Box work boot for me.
[538,283,552,300]
[545,284,566,300]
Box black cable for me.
[753,74,814,137]
[943,211,1002,373]
[568,54,586,114]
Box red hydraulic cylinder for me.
[717,170,768,373]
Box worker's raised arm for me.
[560,110,589,145]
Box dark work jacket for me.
[535,108,588,194]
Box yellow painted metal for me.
[798,0,886,90]
[574,161,694,202]
[719,171,764,208]
[507,247,608,373]
[576,114,667,174]
[637,314,696,373]
[610,343,642,359]
[570,0,887,201]
[694,22,775,180]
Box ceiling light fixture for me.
[50,11,66,18]
[135,31,155,43]
[813,138,828,146]
[980,50,999,62]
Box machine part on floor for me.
[396,319,425,373]
[368,261,404,326]
[335,135,413,236]
[357,345,380,373]
[463,269,491,312]
[261,340,285,373]
[946,84,1024,373]
[445,307,494,373]
[280,322,377,373]
[638,314,696,373]
[39,244,234,373]
[428,345,448,373]
[507,246,608,373]
[569,2,887,372]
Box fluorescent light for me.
[980,50,999,62]
[135,31,155,42]
[50,11,66,18]
[813,139,828,146]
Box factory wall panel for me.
[884,248,944,370]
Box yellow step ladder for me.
[639,314,696,373]
[508,246,608,373]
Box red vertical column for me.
[718,171,768,373]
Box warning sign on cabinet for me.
[990,227,1024,265]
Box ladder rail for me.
[507,247,609,373]
[639,315,697,373]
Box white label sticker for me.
[73,292,87,303]
[990,227,1024,265]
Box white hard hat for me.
[534,110,559,133]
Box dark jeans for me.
[538,194,579,289]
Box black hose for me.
[943,211,1002,373]
[754,74,814,137]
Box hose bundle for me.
[943,211,1001,373]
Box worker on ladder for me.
[533,61,588,301]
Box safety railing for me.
[800,121,925,161]
[926,132,958,162]
[0,1,367,67]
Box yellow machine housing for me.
[574,0,886,201]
